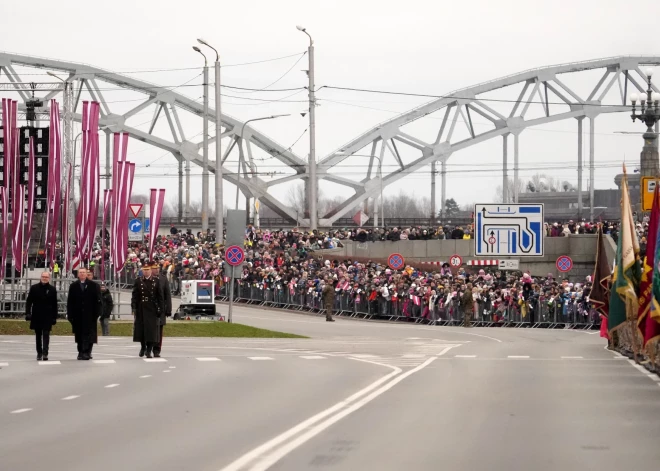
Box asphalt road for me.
[1,306,659,471]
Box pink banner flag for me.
[101,189,112,281]
[115,162,136,272]
[110,133,131,272]
[62,163,72,274]
[1,99,15,191]
[45,100,62,267]
[24,137,36,267]
[149,189,166,261]
[12,184,25,273]
[0,188,7,280]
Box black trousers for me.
[153,325,164,353]
[35,329,50,355]
[76,342,93,355]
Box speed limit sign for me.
[449,254,463,268]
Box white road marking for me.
[196,357,222,362]
[0,362,8,367]
[561,356,584,359]
[93,360,116,364]
[221,358,437,471]
[248,357,274,361]
[508,355,530,359]
[139,375,152,379]
[39,361,61,365]
[434,346,458,357]
[647,374,660,381]
[11,408,32,414]
[61,395,80,401]
[169,366,176,369]
[300,356,326,360]
[105,384,119,388]
[144,358,167,363]
[163,370,171,373]
[455,355,477,358]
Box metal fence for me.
[214,282,600,330]
[2,274,599,330]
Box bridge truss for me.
[1,53,659,226]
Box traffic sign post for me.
[449,254,463,268]
[388,253,405,271]
[128,218,143,242]
[226,210,247,324]
[556,255,573,273]
[225,245,245,266]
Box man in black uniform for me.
[67,268,102,360]
[25,271,59,361]
[132,262,164,358]
[153,261,171,358]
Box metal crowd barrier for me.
[214,282,600,330]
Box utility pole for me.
[297,25,317,229]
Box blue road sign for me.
[129,218,142,232]
[144,218,150,233]
[474,204,544,257]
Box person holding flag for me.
[590,225,611,345]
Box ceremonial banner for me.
[609,168,641,335]
[590,227,610,338]
[12,184,25,273]
[148,189,166,261]
[101,189,112,281]
[0,188,7,280]
[24,137,36,266]
[62,164,72,274]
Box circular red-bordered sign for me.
[225,245,245,267]
[388,253,405,271]
[556,255,573,273]
[449,254,463,268]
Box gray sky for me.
[1,0,659,214]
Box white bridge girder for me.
[1,53,659,225]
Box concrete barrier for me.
[316,235,614,281]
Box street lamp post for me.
[193,46,210,235]
[629,68,660,178]
[296,25,318,230]
[197,39,223,243]
[235,114,290,210]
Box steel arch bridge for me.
[1,53,658,225]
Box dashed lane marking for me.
[11,408,32,414]
[105,384,119,388]
[561,356,584,359]
[300,356,326,360]
[508,356,530,359]
[38,361,61,365]
[144,358,167,363]
[139,375,151,378]
[196,357,221,362]
[0,362,8,367]
[248,357,274,361]
[93,360,116,364]
[163,370,171,373]
[61,395,80,401]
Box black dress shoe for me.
[43,356,48,361]
[82,354,91,361]
[326,318,335,322]
[77,354,83,360]
[146,349,153,359]
[139,347,146,357]
[37,354,43,361]
[153,352,161,358]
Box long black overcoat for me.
[67,280,102,345]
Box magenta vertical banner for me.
[62,163,72,274]
[148,189,166,261]
[0,188,7,280]
[24,137,36,267]
[101,189,112,281]
[12,184,25,273]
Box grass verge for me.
[0,319,306,338]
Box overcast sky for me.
[1,0,659,215]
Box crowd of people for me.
[79,225,595,326]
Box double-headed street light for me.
[629,68,660,177]
[196,38,223,242]
[192,45,210,235]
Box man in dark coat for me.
[321,279,336,322]
[25,271,59,361]
[153,262,171,357]
[132,262,164,358]
[67,267,102,360]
